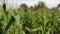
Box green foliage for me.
[38,1,45,8]
[20,3,28,11]
[0,2,60,34]
[0,9,60,34]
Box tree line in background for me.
[13,1,60,12]
[0,1,60,12]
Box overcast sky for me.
[0,0,60,9]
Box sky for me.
[0,0,60,9]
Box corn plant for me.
[0,1,60,34]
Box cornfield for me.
[0,1,60,34]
